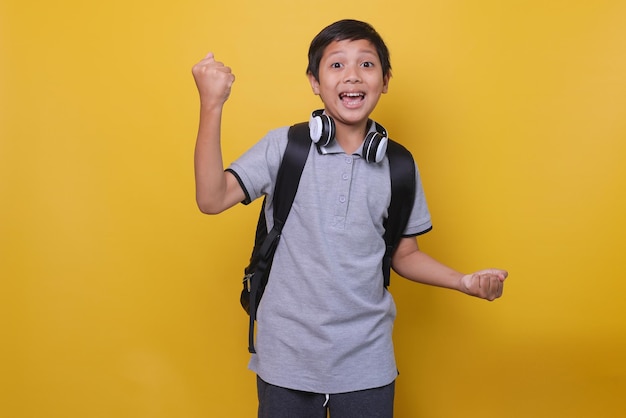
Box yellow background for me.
[2,0,625,417]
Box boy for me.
[192,19,507,418]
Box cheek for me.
[318,81,336,96]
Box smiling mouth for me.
[339,92,365,105]
[340,92,365,100]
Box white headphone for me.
[308,109,389,163]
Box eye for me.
[331,62,343,69]
[361,61,375,68]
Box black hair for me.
[306,19,392,81]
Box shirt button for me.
[345,157,352,164]
[342,173,349,180]
[339,195,346,203]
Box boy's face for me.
[308,39,389,130]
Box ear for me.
[307,72,320,95]
[382,73,390,94]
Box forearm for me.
[194,105,229,213]
[392,245,465,292]
[391,237,508,300]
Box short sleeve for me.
[226,126,290,205]
[402,162,433,236]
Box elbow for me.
[197,206,220,215]
[196,198,223,215]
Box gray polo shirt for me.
[228,124,432,394]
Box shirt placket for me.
[332,155,355,230]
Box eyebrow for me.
[324,49,378,59]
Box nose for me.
[344,64,361,83]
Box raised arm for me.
[192,52,246,214]
[391,236,508,301]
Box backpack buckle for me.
[243,273,253,292]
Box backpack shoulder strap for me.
[243,123,311,280]
[382,139,416,287]
[246,122,311,353]
[272,122,311,228]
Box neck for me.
[334,120,370,154]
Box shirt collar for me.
[317,119,376,158]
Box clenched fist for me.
[460,269,508,301]
[192,52,235,109]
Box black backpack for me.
[241,122,416,353]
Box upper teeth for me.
[342,93,363,98]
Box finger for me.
[481,274,493,298]
[199,52,216,65]
[200,53,228,69]
[484,274,502,300]
[491,276,501,300]
[489,275,503,300]
[192,54,218,75]
[481,268,504,277]
[472,273,486,298]
[215,65,233,74]
[478,268,508,281]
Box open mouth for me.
[339,92,365,104]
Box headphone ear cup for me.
[363,132,388,163]
[308,112,335,146]
[309,114,323,143]
[318,114,335,147]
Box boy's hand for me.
[192,52,235,109]
[460,269,508,301]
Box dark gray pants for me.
[257,376,395,418]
